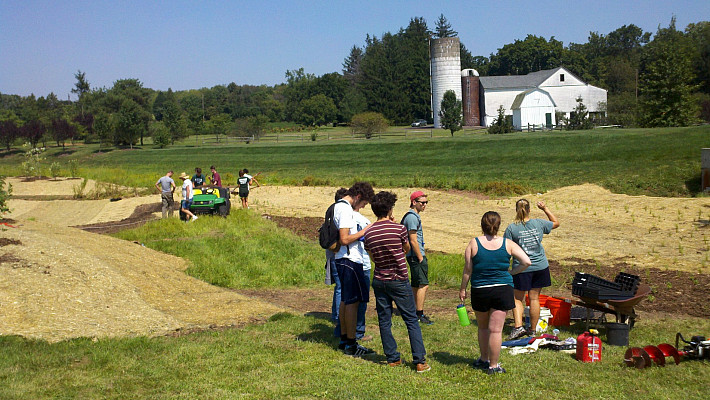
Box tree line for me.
[1,15,708,150]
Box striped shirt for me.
[363,220,409,281]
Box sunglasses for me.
[416,200,429,204]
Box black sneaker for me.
[344,344,375,357]
[472,358,490,370]
[506,326,527,340]
[418,314,433,325]
[486,366,506,375]
[338,342,346,350]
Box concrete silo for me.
[430,37,462,128]
[461,69,481,126]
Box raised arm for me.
[537,201,560,229]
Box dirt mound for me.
[0,220,284,343]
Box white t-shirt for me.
[244,173,253,189]
[353,211,371,270]
[333,200,362,263]
[181,179,193,200]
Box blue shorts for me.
[513,267,551,291]
[181,199,193,210]
[334,258,369,305]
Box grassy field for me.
[1,126,708,197]
[2,212,709,399]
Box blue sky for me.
[1,0,708,98]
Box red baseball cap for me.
[410,190,426,202]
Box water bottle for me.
[553,328,560,337]
[456,304,471,327]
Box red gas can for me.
[576,330,602,362]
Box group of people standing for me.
[155,166,260,220]
[325,182,559,375]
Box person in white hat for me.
[178,172,198,221]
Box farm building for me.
[511,88,556,130]
[478,67,607,127]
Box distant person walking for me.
[208,165,222,187]
[178,172,198,221]
[192,167,206,188]
[459,211,531,375]
[155,170,176,219]
[364,191,430,373]
[504,199,560,340]
[236,170,251,208]
[402,191,432,325]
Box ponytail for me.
[514,198,530,224]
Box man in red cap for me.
[401,190,432,325]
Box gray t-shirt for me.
[401,209,424,258]
[504,219,554,272]
[157,176,174,193]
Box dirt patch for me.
[0,238,22,247]
[0,220,285,343]
[73,202,163,234]
[269,215,321,241]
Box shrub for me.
[68,159,79,178]
[49,162,61,179]
[350,112,389,139]
[488,105,513,134]
[0,176,12,216]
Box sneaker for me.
[418,314,433,325]
[507,326,527,340]
[526,327,536,336]
[338,342,346,350]
[486,366,506,375]
[416,362,431,373]
[472,358,490,370]
[191,215,198,221]
[344,344,375,357]
[387,359,402,367]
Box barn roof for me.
[480,67,566,89]
[510,88,556,109]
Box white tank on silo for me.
[430,37,462,128]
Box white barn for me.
[511,88,556,130]
[478,67,607,127]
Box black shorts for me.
[239,188,249,199]
[470,285,515,312]
[407,255,429,287]
[512,267,552,291]
[335,258,369,305]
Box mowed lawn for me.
[1,126,708,197]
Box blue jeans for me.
[372,278,426,364]
[331,259,369,339]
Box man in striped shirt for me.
[363,191,430,373]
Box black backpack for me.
[319,199,347,252]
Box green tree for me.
[439,90,462,136]
[350,112,389,139]
[434,14,456,38]
[300,94,337,126]
[488,35,566,76]
[639,18,700,127]
[487,105,513,134]
[0,111,21,151]
[565,96,593,130]
[149,121,171,148]
[116,98,149,148]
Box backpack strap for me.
[401,209,421,231]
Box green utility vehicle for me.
[180,187,231,220]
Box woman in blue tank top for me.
[459,211,531,375]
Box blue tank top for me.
[470,237,513,288]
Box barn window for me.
[560,73,565,82]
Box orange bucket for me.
[525,294,550,307]
[546,297,571,326]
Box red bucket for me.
[546,297,571,326]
